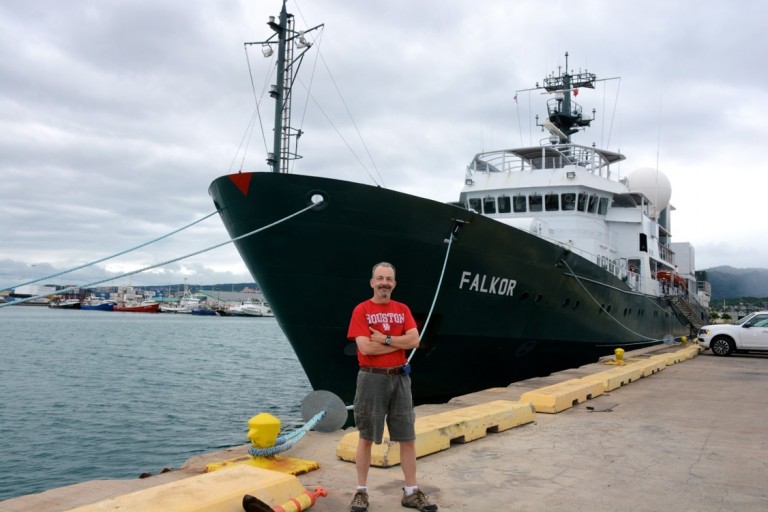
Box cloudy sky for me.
[1,0,766,291]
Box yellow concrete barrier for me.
[336,400,534,467]
[519,378,604,413]
[66,465,306,512]
[628,356,667,377]
[581,365,644,392]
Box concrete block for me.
[519,378,604,413]
[66,465,306,512]
[629,356,667,377]
[336,400,534,467]
[581,365,644,392]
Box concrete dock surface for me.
[3,345,768,512]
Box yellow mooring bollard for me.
[205,412,319,475]
[248,413,282,449]
[680,336,688,346]
[205,390,347,475]
[604,347,625,366]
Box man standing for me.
[346,262,438,512]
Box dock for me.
[3,344,767,511]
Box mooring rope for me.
[0,211,220,293]
[560,258,667,343]
[247,410,326,457]
[406,230,457,365]
[0,201,321,309]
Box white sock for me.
[404,485,418,496]
[356,486,367,493]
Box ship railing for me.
[469,145,614,178]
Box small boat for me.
[113,301,160,313]
[48,299,81,309]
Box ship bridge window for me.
[513,195,527,213]
[545,193,560,211]
[483,196,496,214]
[529,194,543,212]
[587,194,598,213]
[498,195,511,213]
[562,193,576,211]
[577,193,588,212]
[468,197,481,212]
[598,197,609,215]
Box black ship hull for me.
[209,172,689,405]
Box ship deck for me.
[3,345,766,512]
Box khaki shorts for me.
[353,371,415,444]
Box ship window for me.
[577,193,588,211]
[598,197,609,215]
[483,196,496,214]
[498,195,511,213]
[513,195,527,212]
[562,193,576,211]
[587,194,598,213]
[529,194,543,212]
[468,198,481,212]
[545,193,559,211]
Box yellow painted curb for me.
[519,378,604,413]
[336,400,534,467]
[66,465,306,512]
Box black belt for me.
[359,366,403,375]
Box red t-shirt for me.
[347,299,417,367]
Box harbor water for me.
[0,306,312,501]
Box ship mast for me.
[246,1,322,173]
[531,52,598,144]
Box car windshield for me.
[735,312,759,326]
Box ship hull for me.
[209,172,689,404]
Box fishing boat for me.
[208,3,710,405]
[80,296,116,311]
[113,301,160,314]
[159,279,201,313]
[48,298,81,309]
[219,300,274,317]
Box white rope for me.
[560,258,666,343]
[0,201,321,309]
[1,211,220,293]
[407,231,456,365]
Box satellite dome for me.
[626,167,671,211]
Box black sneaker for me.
[350,490,369,512]
[401,488,438,511]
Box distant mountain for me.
[701,266,768,301]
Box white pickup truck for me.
[697,311,768,356]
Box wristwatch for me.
[385,335,392,345]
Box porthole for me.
[561,298,570,308]
[519,291,530,301]
[534,294,543,304]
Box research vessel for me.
[208,2,709,404]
